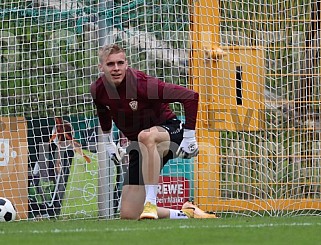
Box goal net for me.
[0,0,320,220]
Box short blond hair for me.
[98,44,126,63]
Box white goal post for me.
[0,0,320,220]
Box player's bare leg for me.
[120,185,145,219]
[139,126,170,183]
[120,126,170,220]
[138,126,171,219]
[120,186,173,219]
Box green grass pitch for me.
[1,216,320,245]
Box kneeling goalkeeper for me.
[90,44,216,220]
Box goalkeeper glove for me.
[103,133,126,165]
[176,129,199,159]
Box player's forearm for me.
[159,82,199,129]
[95,105,112,132]
[182,97,199,129]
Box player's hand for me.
[105,142,126,165]
[104,133,126,164]
[176,129,199,159]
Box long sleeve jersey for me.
[90,67,199,141]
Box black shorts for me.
[123,118,184,185]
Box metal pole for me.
[98,0,114,47]
[97,0,115,219]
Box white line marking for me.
[1,222,321,235]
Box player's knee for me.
[120,209,140,220]
[138,130,156,146]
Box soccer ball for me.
[0,197,17,222]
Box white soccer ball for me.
[0,197,17,222]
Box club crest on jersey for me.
[129,100,138,111]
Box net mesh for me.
[0,0,320,220]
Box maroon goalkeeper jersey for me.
[90,67,199,141]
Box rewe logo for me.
[158,183,184,195]
[0,139,17,166]
[157,176,190,209]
